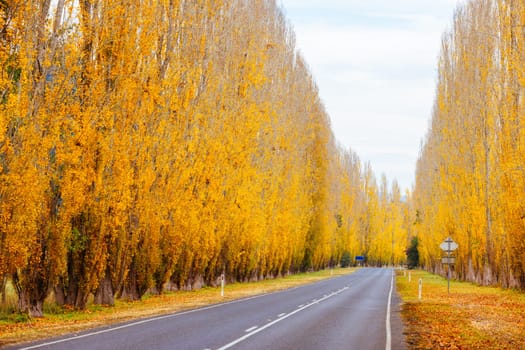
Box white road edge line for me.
[385,269,394,350]
[277,313,286,317]
[17,293,272,350]
[216,286,349,350]
[18,274,357,350]
[245,326,258,332]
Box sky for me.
[279,0,463,192]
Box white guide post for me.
[220,273,225,297]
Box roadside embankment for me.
[397,270,525,349]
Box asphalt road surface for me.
[9,268,405,350]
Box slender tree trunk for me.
[120,263,141,301]
[1,276,7,305]
[53,283,65,306]
[94,268,115,306]
[483,110,493,286]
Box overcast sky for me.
[279,0,462,192]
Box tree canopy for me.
[413,0,525,288]
[0,0,409,317]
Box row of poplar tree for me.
[0,0,409,317]
[413,0,525,288]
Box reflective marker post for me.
[220,273,225,297]
[418,278,422,300]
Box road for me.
[9,268,405,350]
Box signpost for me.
[440,237,458,294]
[355,256,365,266]
[441,257,456,264]
[439,237,458,252]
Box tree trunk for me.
[1,276,7,304]
[120,263,141,301]
[53,283,65,306]
[94,270,114,306]
[18,294,44,317]
[13,272,46,318]
[53,257,90,310]
[18,292,44,318]
[54,278,87,309]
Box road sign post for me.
[441,257,455,264]
[439,237,458,294]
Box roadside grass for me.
[396,269,525,349]
[0,267,354,347]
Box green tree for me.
[340,251,352,268]
[406,237,419,269]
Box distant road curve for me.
[9,268,405,350]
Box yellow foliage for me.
[0,0,410,316]
[413,0,525,288]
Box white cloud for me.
[280,0,461,190]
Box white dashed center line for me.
[216,286,349,350]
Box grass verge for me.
[396,269,525,349]
[0,268,354,347]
